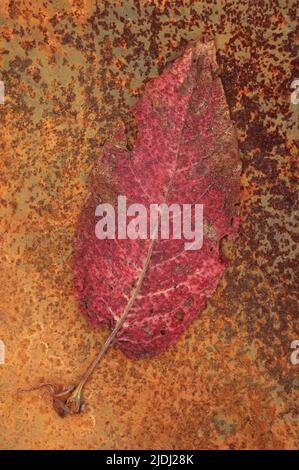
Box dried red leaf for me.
[73,39,241,359]
[20,40,241,417]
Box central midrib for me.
[112,69,197,338]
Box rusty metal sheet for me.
[0,0,298,450]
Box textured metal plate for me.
[0,1,298,450]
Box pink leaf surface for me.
[73,40,241,359]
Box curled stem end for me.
[19,382,86,418]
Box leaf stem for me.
[20,233,158,417]
[64,234,157,415]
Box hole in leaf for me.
[219,235,233,260]
[122,112,138,151]
[174,311,185,321]
[160,329,166,336]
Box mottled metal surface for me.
[0,0,298,450]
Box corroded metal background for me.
[0,0,298,450]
